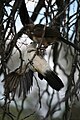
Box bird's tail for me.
[44,71,64,91]
[2,69,33,99]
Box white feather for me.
[24,43,51,75]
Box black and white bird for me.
[3,42,64,98]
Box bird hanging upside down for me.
[3,42,64,99]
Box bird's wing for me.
[2,69,33,99]
[2,43,34,99]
